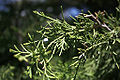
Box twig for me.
[84,13,112,31]
[73,62,80,80]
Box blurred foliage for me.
[0,64,15,80]
[0,63,28,80]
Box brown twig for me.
[84,13,112,31]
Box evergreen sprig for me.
[10,10,120,80]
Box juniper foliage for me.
[10,7,120,80]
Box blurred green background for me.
[0,0,119,80]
